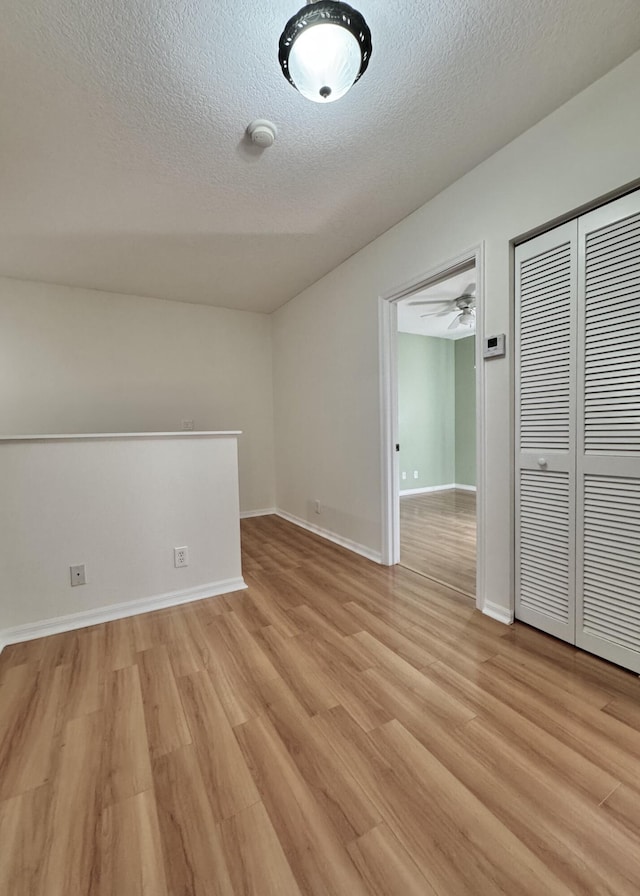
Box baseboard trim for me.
[239,508,277,519]
[482,600,514,626]
[400,483,455,496]
[275,510,382,564]
[399,483,476,496]
[0,576,247,651]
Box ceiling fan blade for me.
[447,314,462,330]
[407,297,455,307]
[410,281,475,307]
[420,306,458,319]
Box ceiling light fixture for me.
[278,1,372,104]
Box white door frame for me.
[378,243,486,611]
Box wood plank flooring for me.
[2,513,640,895]
[400,489,476,595]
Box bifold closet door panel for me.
[515,222,577,643]
[576,191,640,673]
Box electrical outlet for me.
[70,564,86,586]
[401,471,407,480]
[413,470,419,479]
[174,546,189,568]
[182,419,195,431]
[314,500,321,514]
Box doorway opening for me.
[397,268,477,595]
[379,246,484,607]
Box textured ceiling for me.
[1,1,640,313]
[398,269,476,340]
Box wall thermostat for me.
[483,333,506,359]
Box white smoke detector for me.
[247,119,277,148]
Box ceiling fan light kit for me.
[448,307,475,330]
[278,1,372,103]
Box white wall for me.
[0,278,275,513]
[272,50,640,619]
[0,434,244,637]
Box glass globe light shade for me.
[279,2,372,104]
[288,23,361,103]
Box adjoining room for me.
[397,269,477,595]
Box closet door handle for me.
[538,457,548,468]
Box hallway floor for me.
[1,514,639,895]
[400,488,476,596]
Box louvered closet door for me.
[576,191,640,673]
[515,222,577,642]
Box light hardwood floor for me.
[2,514,640,895]
[400,488,476,595]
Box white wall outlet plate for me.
[174,546,189,568]
[70,564,86,586]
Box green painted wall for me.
[398,332,476,491]
[454,336,476,486]
[397,333,455,490]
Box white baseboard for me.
[400,483,455,496]
[482,599,514,625]
[275,510,382,564]
[239,508,277,519]
[0,576,247,651]
[400,483,476,496]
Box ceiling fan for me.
[408,283,476,330]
